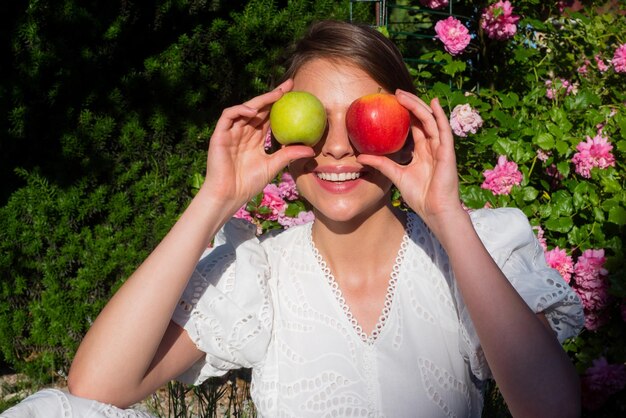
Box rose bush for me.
[408,1,626,414]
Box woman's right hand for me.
[202,79,315,214]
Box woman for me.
[2,20,583,417]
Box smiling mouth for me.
[315,172,362,182]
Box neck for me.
[311,204,407,285]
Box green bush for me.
[0,154,199,379]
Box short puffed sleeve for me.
[455,208,584,380]
[171,218,273,385]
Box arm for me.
[428,209,580,417]
[67,79,314,408]
[358,92,580,417]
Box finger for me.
[214,105,259,133]
[396,89,433,114]
[428,98,458,169]
[396,90,440,144]
[430,98,455,150]
[356,154,403,185]
[268,145,315,175]
[243,79,294,111]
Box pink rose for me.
[480,155,523,195]
[480,1,520,40]
[575,286,610,314]
[557,1,575,13]
[450,104,483,137]
[612,43,626,73]
[544,247,574,283]
[278,172,299,200]
[533,225,548,251]
[259,184,287,221]
[581,357,626,410]
[595,54,609,72]
[233,206,253,222]
[581,310,609,332]
[419,0,448,9]
[278,210,315,228]
[536,149,551,162]
[434,16,471,56]
[577,59,591,75]
[264,127,273,150]
[574,249,608,288]
[571,134,616,178]
[545,78,577,100]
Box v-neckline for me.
[308,214,413,345]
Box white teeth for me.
[316,172,361,182]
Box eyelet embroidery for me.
[309,215,413,344]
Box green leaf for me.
[552,190,573,217]
[608,206,626,225]
[538,204,552,219]
[376,26,390,38]
[556,161,570,178]
[615,113,626,135]
[568,225,587,247]
[459,185,491,209]
[593,206,605,222]
[534,133,555,150]
[599,170,622,193]
[555,140,570,155]
[520,186,539,202]
[190,172,204,194]
[513,46,538,63]
[545,217,574,233]
[442,59,466,77]
[246,192,263,211]
[500,92,520,108]
[564,90,601,111]
[491,110,517,129]
[546,123,564,139]
[284,201,306,217]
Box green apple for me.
[269,91,327,146]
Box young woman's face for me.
[287,58,396,225]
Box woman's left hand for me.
[356,90,463,227]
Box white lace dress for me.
[1,208,584,418]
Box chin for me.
[313,195,392,226]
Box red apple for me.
[345,93,410,155]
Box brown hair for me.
[281,20,417,96]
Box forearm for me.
[429,210,580,417]
[68,185,236,400]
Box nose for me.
[319,114,355,160]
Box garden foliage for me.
[0,0,625,416]
[404,1,626,414]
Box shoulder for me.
[468,208,536,265]
[469,207,534,243]
[469,207,531,237]
[259,221,313,249]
